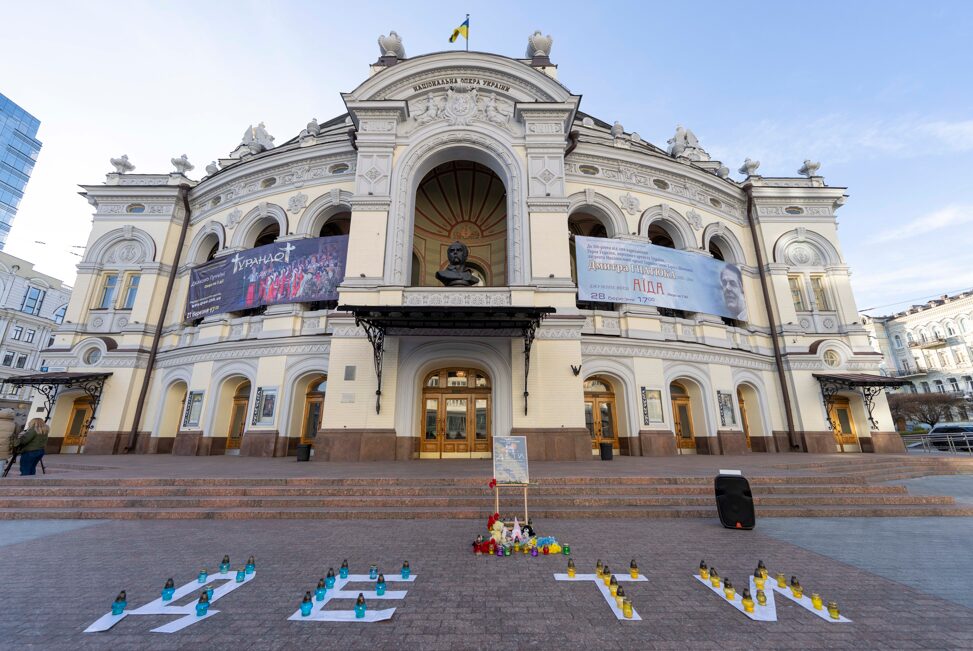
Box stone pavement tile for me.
[0,518,970,650]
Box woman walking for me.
[17,418,49,476]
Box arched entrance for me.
[300,375,327,445]
[736,383,767,451]
[670,381,696,453]
[411,161,507,287]
[63,396,93,449]
[226,380,251,451]
[158,380,188,443]
[583,376,619,452]
[827,395,860,452]
[420,367,491,458]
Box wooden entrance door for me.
[226,381,250,450]
[583,376,619,451]
[301,376,327,445]
[420,368,491,458]
[737,389,751,449]
[828,397,858,448]
[63,397,93,447]
[672,397,696,450]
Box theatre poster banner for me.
[185,236,348,319]
[574,236,748,321]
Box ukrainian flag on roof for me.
[449,16,469,43]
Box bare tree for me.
[887,392,969,429]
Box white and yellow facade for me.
[34,40,902,459]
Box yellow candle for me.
[610,583,618,596]
[776,573,787,588]
[700,567,709,580]
[622,598,633,619]
[754,576,766,590]
[811,593,823,610]
[567,567,575,578]
[724,586,735,601]
[742,597,754,613]
[615,593,624,608]
[603,571,612,587]
[827,602,840,620]
[756,590,767,606]
[629,560,639,580]
[710,573,721,588]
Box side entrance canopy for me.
[0,372,112,431]
[813,373,909,432]
[339,305,555,416]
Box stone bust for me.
[435,241,480,287]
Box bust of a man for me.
[435,241,480,287]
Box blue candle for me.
[300,591,313,617]
[354,593,366,619]
[195,593,209,617]
[369,564,378,580]
[340,560,349,579]
[315,578,327,601]
[325,569,336,588]
[245,556,255,575]
[161,579,175,601]
[198,569,208,584]
[235,569,246,583]
[376,574,386,596]
[111,591,127,616]
[401,561,411,580]
[205,587,214,601]
[219,555,231,574]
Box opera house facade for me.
[22,33,905,460]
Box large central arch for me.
[386,127,529,286]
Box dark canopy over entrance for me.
[1,372,112,437]
[339,305,554,416]
[813,373,909,432]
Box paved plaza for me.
[1,513,972,649]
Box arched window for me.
[53,305,66,325]
[648,224,676,248]
[708,242,725,261]
[946,323,956,336]
[253,223,279,247]
[893,334,902,348]
[319,212,351,237]
[907,332,915,344]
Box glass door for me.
[64,399,93,447]
[442,397,470,454]
[226,398,247,450]
[672,398,696,451]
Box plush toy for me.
[522,519,535,538]
[490,518,505,543]
[511,518,523,542]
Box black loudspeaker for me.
[714,473,755,530]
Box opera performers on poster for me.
[185,236,349,319]
[574,236,748,321]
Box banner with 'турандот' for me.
[574,236,747,321]
[185,235,348,320]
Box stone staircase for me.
[0,466,970,519]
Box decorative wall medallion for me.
[686,209,702,231]
[619,192,641,216]
[227,208,243,228]
[288,192,308,214]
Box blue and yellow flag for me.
[449,16,469,43]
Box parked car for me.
[926,423,973,452]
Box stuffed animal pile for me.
[471,513,565,556]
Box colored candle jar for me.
[196,593,209,617]
[369,564,378,580]
[300,591,313,617]
[198,569,208,584]
[376,574,387,596]
[723,578,735,601]
[602,567,612,586]
[757,560,768,579]
[609,576,619,596]
[354,593,366,619]
[111,591,127,616]
[776,573,787,588]
[161,578,175,601]
[340,561,349,579]
[514,541,521,553]
[629,560,639,580]
[789,577,802,599]
[699,561,709,580]
[596,560,604,577]
[530,547,538,557]
[542,545,549,555]
[504,546,512,557]
[220,555,231,574]
[754,575,766,591]
[615,586,626,609]
[563,544,571,556]
[811,593,823,610]
[246,556,255,574]
[496,545,504,557]
[205,587,214,601]
[235,570,246,583]
[709,569,721,588]
[567,559,576,578]
[326,569,336,588]
[827,602,840,620]
[741,588,753,612]
[315,578,327,602]
[622,598,633,619]
[756,590,767,607]
[401,561,411,579]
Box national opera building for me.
[16,33,907,461]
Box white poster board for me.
[492,436,529,484]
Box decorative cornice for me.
[581,339,776,371]
[156,339,331,368]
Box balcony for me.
[910,337,947,349]
[892,365,929,378]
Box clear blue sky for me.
[2,1,971,314]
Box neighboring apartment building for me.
[863,290,973,403]
[0,251,71,427]
[0,92,42,250]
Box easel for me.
[1,452,46,478]
[493,482,530,525]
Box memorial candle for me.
[111,591,127,616]
[756,590,767,607]
[567,559,576,578]
[340,560,349,579]
[315,578,327,601]
[220,555,231,574]
[622,598,633,619]
[245,556,255,574]
[789,577,803,599]
[376,574,387,596]
[615,586,626,609]
[776,573,787,588]
[195,592,209,617]
[161,578,175,601]
[197,569,208,584]
[709,568,721,588]
[699,560,709,580]
[629,560,639,580]
[325,568,336,588]
[723,578,735,601]
[596,560,604,577]
[355,593,366,619]
[401,561,411,580]
[827,602,840,620]
[609,575,619,596]
[300,591,314,617]
[811,593,823,610]
[602,566,612,586]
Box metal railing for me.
[902,432,973,454]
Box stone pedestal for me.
[800,431,838,454]
[717,430,748,456]
[638,430,676,456]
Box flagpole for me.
[466,14,470,51]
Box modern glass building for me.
[0,93,42,250]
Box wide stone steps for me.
[1,503,971,520]
[0,483,911,497]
